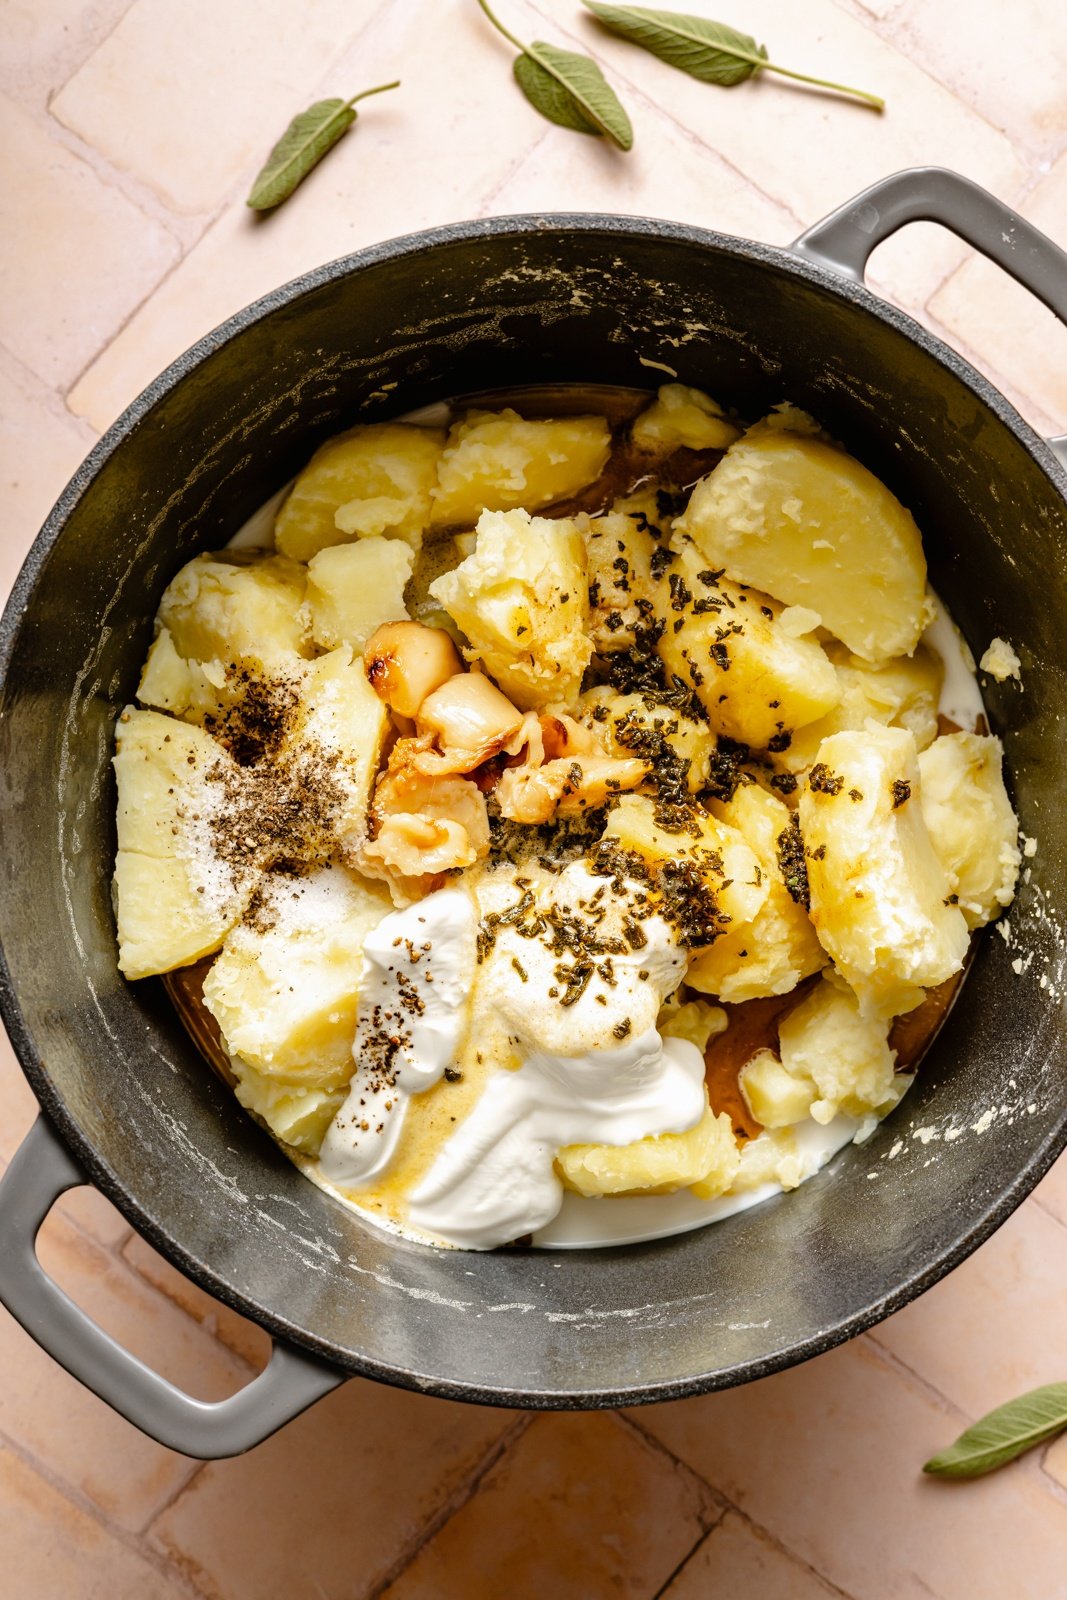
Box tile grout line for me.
[634,87,807,236]
[649,1525,721,1600]
[476,126,553,217]
[1030,1194,1067,1233]
[0,1423,212,1600]
[208,0,406,220]
[139,1459,208,1539]
[716,1500,860,1600]
[60,240,201,411]
[0,341,99,444]
[919,301,1065,434]
[360,1412,535,1598]
[37,99,199,250]
[1037,1456,1067,1511]
[55,0,408,415]
[826,0,1067,172]
[861,1332,972,1421]
[619,1412,859,1599]
[46,6,409,409]
[611,1410,725,1529]
[51,1202,132,1264]
[29,0,141,108]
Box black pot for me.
[2,168,1066,1460]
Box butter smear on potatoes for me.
[113,386,1020,1251]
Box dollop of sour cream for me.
[318,888,477,1187]
[406,862,707,1248]
[407,1029,705,1249]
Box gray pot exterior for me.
[1,211,1066,1415]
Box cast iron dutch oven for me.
[1,168,1066,1460]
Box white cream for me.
[405,863,706,1248]
[408,1030,705,1248]
[318,888,477,1187]
[923,590,985,729]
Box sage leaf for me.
[524,42,633,148]
[514,53,601,136]
[247,81,400,211]
[477,0,633,149]
[923,1382,1067,1478]
[583,1,883,111]
[584,3,764,86]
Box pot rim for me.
[3,210,1066,1408]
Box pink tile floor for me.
[3,2,1067,1594]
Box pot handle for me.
[0,1117,344,1459]
[791,165,1067,470]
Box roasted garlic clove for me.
[538,712,602,762]
[356,735,491,889]
[496,755,649,824]
[416,670,523,771]
[363,801,488,878]
[364,620,462,718]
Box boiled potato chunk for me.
[430,409,610,528]
[775,641,942,777]
[657,538,839,749]
[688,783,825,1002]
[631,383,739,453]
[137,626,219,720]
[275,422,444,560]
[581,511,659,651]
[230,1058,344,1155]
[558,1098,739,1197]
[800,726,970,1018]
[283,647,390,856]
[658,996,728,1052]
[738,1048,817,1128]
[918,732,1020,928]
[603,793,768,933]
[429,508,591,710]
[306,537,413,651]
[726,1126,806,1193]
[139,553,312,721]
[676,419,928,662]
[580,687,714,793]
[157,551,310,670]
[778,974,903,1122]
[203,865,392,1088]
[113,709,254,978]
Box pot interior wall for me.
[2,221,1066,1401]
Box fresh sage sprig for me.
[247,81,401,211]
[924,1382,1067,1478]
[583,3,884,112]
[476,0,633,149]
